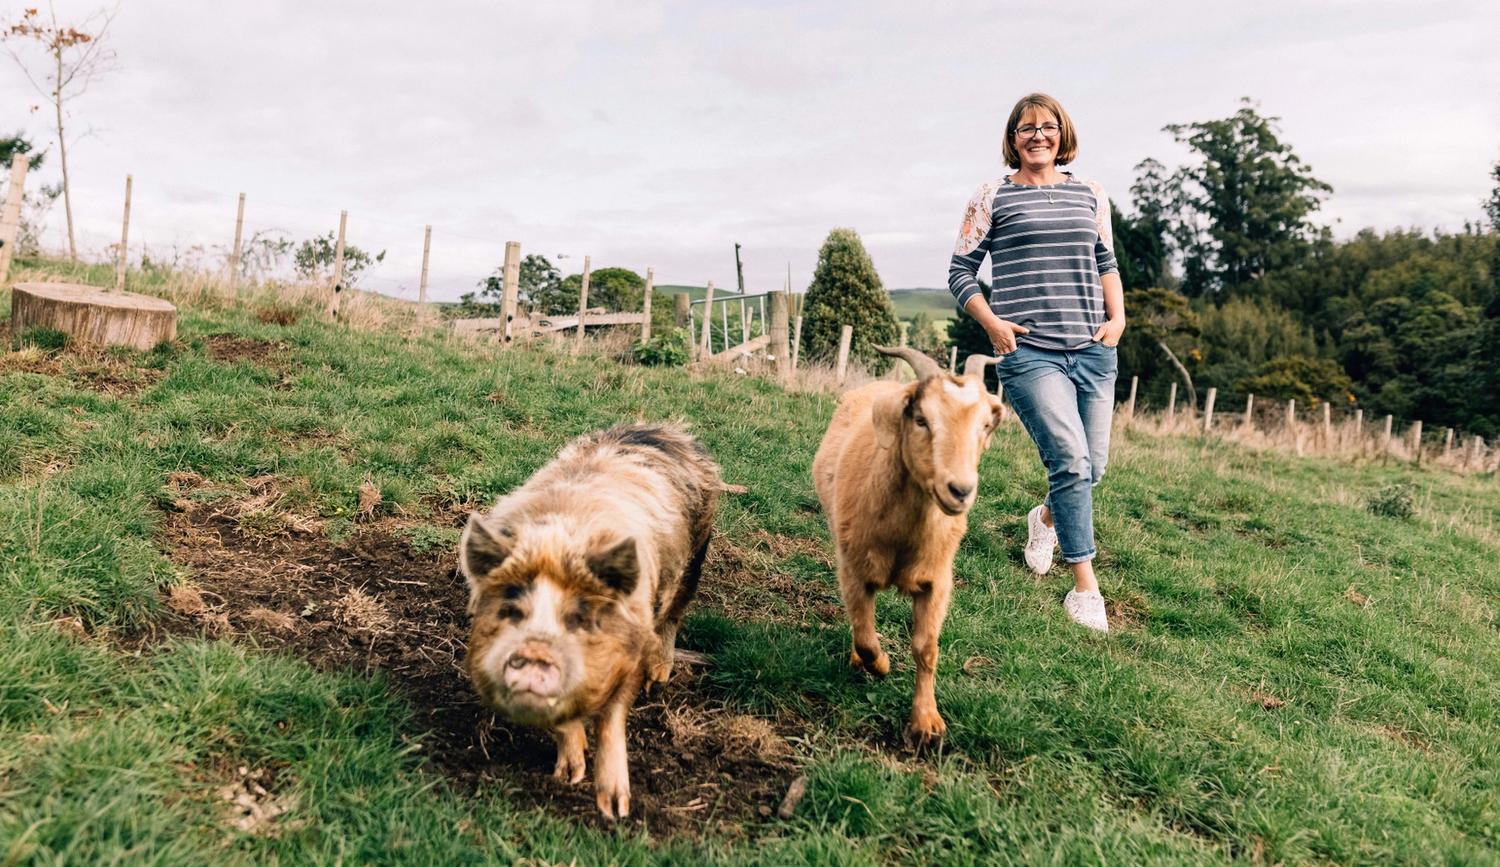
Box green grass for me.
[1,263,1498,864]
[888,288,958,321]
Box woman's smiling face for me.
[1014,107,1060,173]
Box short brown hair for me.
[1001,93,1078,169]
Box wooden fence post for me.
[1203,387,1217,433]
[1322,402,1332,447]
[1381,414,1393,455]
[698,281,716,358]
[720,295,729,351]
[1351,408,1364,450]
[949,345,958,374]
[640,267,654,344]
[500,240,520,342]
[1125,375,1138,422]
[835,324,853,386]
[0,151,29,284]
[1468,436,1483,471]
[1410,420,1423,464]
[418,225,432,305]
[114,174,132,292]
[574,255,592,351]
[1243,393,1254,428]
[326,210,347,319]
[791,314,803,372]
[229,192,245,292]
[673,292,691,328]
[769,289,789,378]
[1166,381,1177,419]
[1286,398,1296,430]
[1443,427,1454,460]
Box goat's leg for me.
[840,559,890,677]
[906,576,953,749]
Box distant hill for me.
[658,285,957,320]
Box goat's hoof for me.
[905,709,947,751]
[849,646,890,677]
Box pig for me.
[458,423,721,819]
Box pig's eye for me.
[501,584,526,601]
[497,603,524,623]
[564,600,596,632]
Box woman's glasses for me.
[1014,123,1061,139]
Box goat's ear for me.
[983,394,1005,447]
[587,537,639,596]
[873,385,916,450]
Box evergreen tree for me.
[1161,99,1332,296]
[800,228,899,368]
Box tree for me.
[4,5,119,262]
[1161,99,1332,296]
[1235,355,1354,407]
[1110,158,1172,291]
[557,267,645,315]
[1123,287,1200,407]
[1484,154,1500,231]
[461,253,561,313]
[800,228,899,368]
[292,232,385,286]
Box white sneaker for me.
[1063,589,1109,633]
[1024,505,1057,574]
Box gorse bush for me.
[1366,483,1415,519]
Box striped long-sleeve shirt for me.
[948,173,1118,351]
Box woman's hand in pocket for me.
[1092,317,1125,347]
[986,319,1030,354]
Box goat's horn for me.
[874,345,943,379]
[963,353,1002,380]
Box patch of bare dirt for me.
[204,334,288,368]
[148,497,801,837]
[699,530,843,628]
[0,346,163,395]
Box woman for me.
[948,92,1125,633]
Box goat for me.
[811,346,1002,747]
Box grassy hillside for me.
[2,262,1497,864]
[888,288,958,321]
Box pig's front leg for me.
[551,719,587,784]
[593,697,631,819]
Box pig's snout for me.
[503,643,562,697]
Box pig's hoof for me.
[553,748,586,784]
[849,645,890,677]
[644,659,673,693]
[595,779,631,820]
[905,708,947,751]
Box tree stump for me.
[10,283,176,351]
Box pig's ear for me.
[586,537,638,596]
[460,514,514,583]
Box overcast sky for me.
[3,0,1498,300]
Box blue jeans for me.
[996,342,1117,563]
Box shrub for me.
[632,328,691,367]
[1366,483,1414,519]
[800,228,899,370]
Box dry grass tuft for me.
[333,588,395,634]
